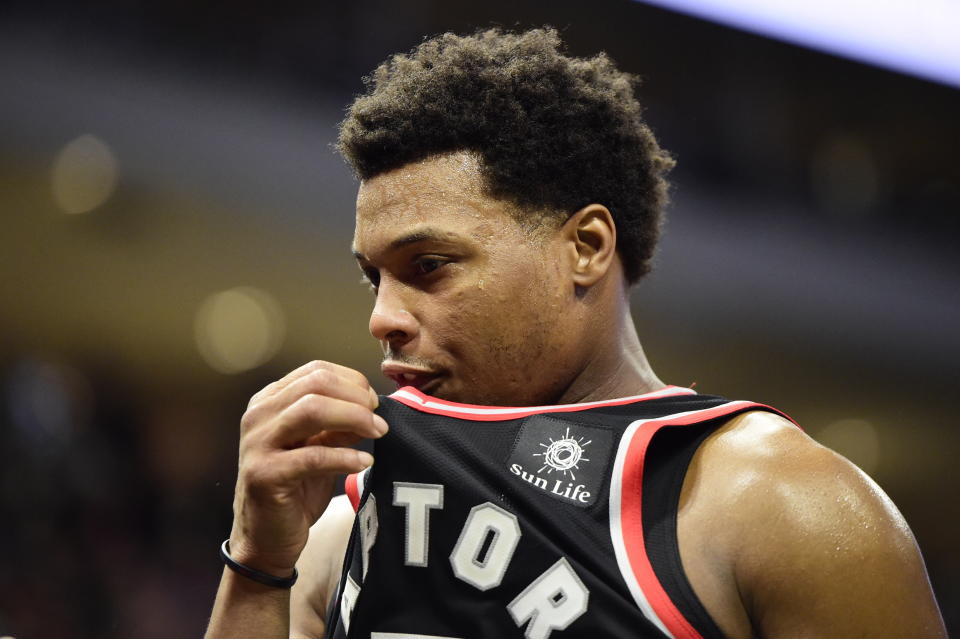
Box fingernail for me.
[357,451,374,468]
[369,387,380,409]
[372,415,389,436]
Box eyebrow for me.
[352,227,465,260]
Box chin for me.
[412,376,536,408]
[437,385,519,408]
[419,379,479,404]
[424,380,463,402]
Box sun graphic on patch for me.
[532,427,591,480]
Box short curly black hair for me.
[337,27,674,283]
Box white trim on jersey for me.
[356,467,368,501]
[610,417,680,639]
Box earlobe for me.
[565,204,617,288]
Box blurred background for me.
[0,0,957,636]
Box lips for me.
[381,363,443,393]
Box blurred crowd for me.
[0,355,240,637]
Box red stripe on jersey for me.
[612,401,797,638]
[345,473,360,512]
[388,385,698,422]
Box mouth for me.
[381,363,444,394]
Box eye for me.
[414,257,447,275]
[360,267,380,291]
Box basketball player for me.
[205,29,946,638]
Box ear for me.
[561,204,618,288]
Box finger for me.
[272,394,387,446]
[321,362,375,395]
[279,445,374,478]
[250,360,374,408]
[269,366,378,414]
[248,360,324,406]
[305,430,365,448]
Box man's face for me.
[352,152,583,407]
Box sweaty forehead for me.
[356,153,485,216]
[353,153,508,251]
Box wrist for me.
[220,539,298,589]
[227,533,301,578]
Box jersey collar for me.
[387,385,697,422]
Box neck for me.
[555,295,665,405]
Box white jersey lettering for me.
[393,482,444,567]
[507,557,590,639]
[339,574,360,633]
[359,494,379,580]
[449,502,521,591]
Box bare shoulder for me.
[686,410,946,638]
[697,411,913,556]
[290,495,356,639]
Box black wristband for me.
[220,540,298,589]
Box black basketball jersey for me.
[326,385,795,639]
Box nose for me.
[368,280,419,347]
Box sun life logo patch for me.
[533,427,591,481]
[507,415,612,508]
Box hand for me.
[228,361,386,576]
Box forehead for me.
[352,153,510,253]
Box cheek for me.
[440,271,567,383]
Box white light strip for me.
[635,0,960,88]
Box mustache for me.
[381,351,439,371]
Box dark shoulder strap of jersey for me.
[609,399,796,639]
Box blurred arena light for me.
[194,287,286,374]
[50,134,119,214]
[814,418,881,475]
[634,0,960,88]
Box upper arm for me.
[290,495,356,639]
[725,416,946,638]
